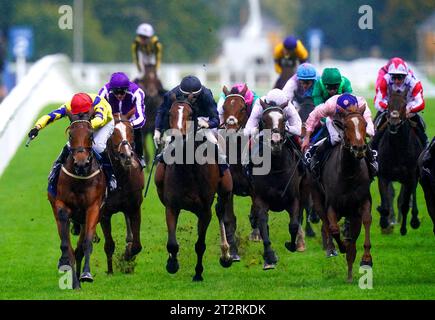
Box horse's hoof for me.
[192,274,203,282]
[285,241,297,252]
[400,228,407,236]
[347,276,353,284]
[230,254,241,262]
[219,257,233,268]
[410,217,421,229]
[309,213,320,224]
[326,249,338,258]
[249,230,262,242]
[296,242,306,252]
[379,216,390,229]
[305,228,316,238]
[79,272,93,283]
[338,243,346,254]
[263,262,276,270]
[166,258,179,274]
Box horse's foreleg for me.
[155,162,165,202]
[74,225,85,280]
[54,202,80,289]
[124,208,142,261]
[410,189,421,229]
[360,200,373,268]
[346,214,362,283]
[248,201,262,242]
[100,213,115,274]
[80,203,101,283]
[254,199,276,270]
[398,183,413,236]
[193,210,212,282]
[285,198,301,253]
[216,193,236,265]
[378,178,393,232]
[166,207,180,274]
[327,206,346,254]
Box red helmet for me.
[387,57,408,75]
[70,93,93,115]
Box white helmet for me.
[136,23,154,37]
[265,89,288,106]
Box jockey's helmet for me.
[387,57,408,75]
[70,93,93,115]
[297,63,317,80]
[283,36,297,50]
[180,75,202,95]
[136,23,154,37]
[109,72,130,90]
[337,93,358,109]
[322,68,342,85]
[265,89,287,106]
[232,83,254,106]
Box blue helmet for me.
[180,75,202,94]
[337,93,358,109]
[297,63,317,80]
[283,36,297,50]
[109,72,130,89]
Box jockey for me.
[302,93,377,180]
[27,93,117,192]
[216,83,259,125]
[312,68,353,106]
[372,57,428,150]
[132,23,162,81]
[273,35,309,75]
[282,62,319,108]
[98,72,146,168]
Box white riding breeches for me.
[93,120,114,154]
[326,118,341,146]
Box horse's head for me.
[169,93,194,136]
[387,89,408,134]
[222,84,248,131]
[336,105,368,159]
[260,99,287,155]
[111,109,136,168]
[67,120,94,175]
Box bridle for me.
[335,112,368,159]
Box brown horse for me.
[216,84,258,259]
[310,106,373,282]
[154,96,234,281]
[375,90,423,235]
[250,99,301,270]
[137,65,166,168]
[100,109,144,274]
[48,112,106,289]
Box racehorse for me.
[250,99,301,270]
[274,61,296,90]
[48,111,106,289]
[375,89,423,235]
[136,65,166,168]
[310,105,373,282]
[154,95,234,281]
[100,109,144,274]
[217,84,259,257]
[418,139,435,237]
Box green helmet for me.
[321,68,342,85]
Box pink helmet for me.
[232,83,254,106]
[387,57,408,75]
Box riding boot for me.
[134,128,146,168]
[365,145,378,181]
[48,144,70,196]
[310,139,331,179]
[97,150,117,191]
[411,114,429,148]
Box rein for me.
[61,165,101,180]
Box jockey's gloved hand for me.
[197,118,209,129]
[28,127,39,139]
[153,130,161,149]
